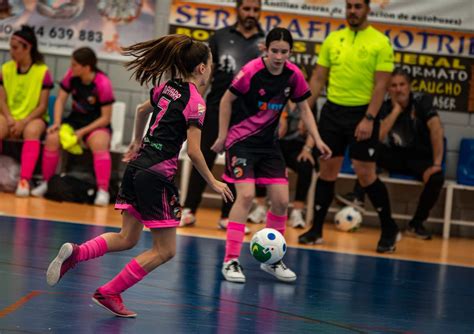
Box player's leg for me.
[46,166,143,286]
[33,126,61,197]
[221,182,255,283]
[261,182,297,282]
[93,169,181,317]
[46,210,143,286]
[15,119,46,197]
[86,129,112,206]
[93,227,176,318]
[351,121,400,253]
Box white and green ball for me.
[250,228,287,264]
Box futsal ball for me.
[334,206,362,232]
[250,228,287,264]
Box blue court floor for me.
[0,215,473,333]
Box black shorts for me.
[223,144,288,185]
[115,165,181,228]
[318,100,380,162]
[377,146,434,179]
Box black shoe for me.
[376,229,402,253]
[335,192,365,213]
[298,230,324,245]
[406,223,432,240]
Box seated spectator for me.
[336,68,444,240]
[248,101,319,228]
[32,47,115,206]
[0,25,54,197]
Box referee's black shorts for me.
[318,100,380,162]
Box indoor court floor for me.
[0,194,473,333]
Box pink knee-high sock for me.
[99,259,148,295]
[224,222,246,262]
[266,211,287,236]
[20,140,40,180]
[42,148,60,181]
[77,236,108,262]
[93,150,111,191]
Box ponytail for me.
[123,34,210,86]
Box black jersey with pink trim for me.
[60,69,115,129]
[226,57,310,149]
[128,79,206,182]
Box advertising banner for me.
[169,0,474,112]
[0,0,156,61]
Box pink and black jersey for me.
[60,69,115,129]
[129,79,206,182]
[226,57,310,149]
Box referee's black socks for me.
[363,178,398,234]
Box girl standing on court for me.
[46,34,233,317]
[211,27,331,284]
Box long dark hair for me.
[12,25,44,64]
[122,34,210,86]
[72,47,99,72]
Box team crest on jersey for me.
[198,103,206,116]
[284,87,291,97]
[358,46,369,59]
[259,88,266,96]
[233,167,244,178]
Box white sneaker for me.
[94,189,110,206]
[222,259,246,283]
[179,208,196,227]
[15,179,30,197]
[289,209,305,228]
[260,260,297,282]
[217,218,250,235]
[248,205,267,224]
[31,180,48,197]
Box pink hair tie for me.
[11,35,32,47]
